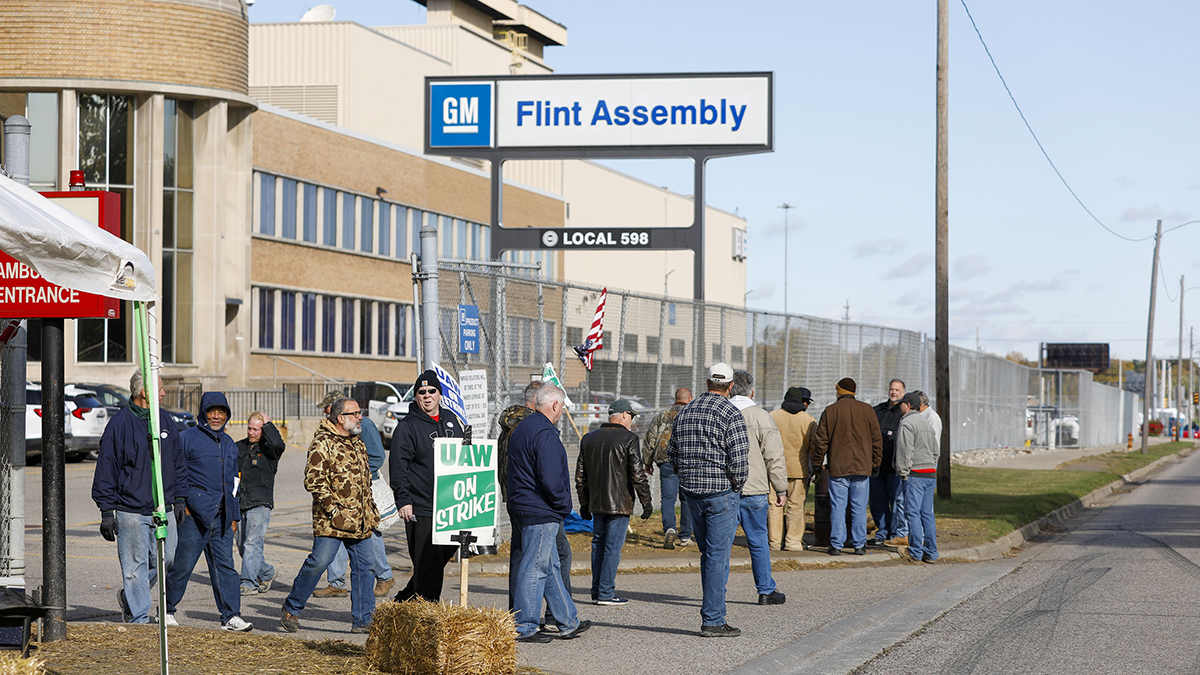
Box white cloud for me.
[885,253,933,279]
[852,238,906,257]
[1121,203,1192,223]
[954,255,991,280]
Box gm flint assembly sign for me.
[427,73,772,151]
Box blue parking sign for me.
[430,82,493,148]
[459,304,480,354]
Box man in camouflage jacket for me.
[281,397,380,634]
[643,387,693,548]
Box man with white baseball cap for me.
[666,363,750,638]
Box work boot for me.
[280,609,300,633]
[374,577,396,597]
[313,585,348,598]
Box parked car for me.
[24,383,74,463]
[63,385,109,459]
[72,382,198,432]
[381,384,416,441]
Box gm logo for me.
[429,82,493,148]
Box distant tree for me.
[1005,351,1037,368]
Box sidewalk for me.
[983,436,1174,470]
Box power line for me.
[959,0,1153,243]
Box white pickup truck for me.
[354,381,413,441]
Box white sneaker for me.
[162,613,179,627]
[222,616,254,632]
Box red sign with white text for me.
[0,191,122,319]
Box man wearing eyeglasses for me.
[280,396,380,633]
[389,369,466,602]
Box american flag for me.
[574,287,606,371]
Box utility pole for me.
[1141,219,1163,454]
[934,0,952,498]
[1178,275,1184,441]
[778,203,795,315]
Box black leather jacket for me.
[575,423,652,516]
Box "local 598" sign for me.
[432,438,498,546]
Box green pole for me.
[135,301,169,675]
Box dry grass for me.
[366,600,517,675]
[30,622,545,675]
[0,652,43,675]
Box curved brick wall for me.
[0,0,249,96]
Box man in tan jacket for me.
[809,378,882,556]
[730,371,788,605]
[281,397,381,634]
[768,387,817,551]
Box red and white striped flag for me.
[573,287,606,371]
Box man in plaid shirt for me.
[667,363,750,638]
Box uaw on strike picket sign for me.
[432,438,498,546]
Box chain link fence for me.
[433,261,1136,452]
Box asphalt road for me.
[17,435,1198,674]
[856,448,1200,675]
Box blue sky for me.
[250,1,1200,362]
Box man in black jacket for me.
[870,379,909,546]
[389,370,465,602]
[576,400,653,606]
[236,411,285,595]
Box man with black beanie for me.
[768,387,816,551]
[389,369,467,602]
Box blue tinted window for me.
[322,188,337,246]
[342,194,355,250]
[302,184,317,243]
[379,204,391,257]
[259,175,275,235]
[281,179,297,239]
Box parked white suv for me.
[381,384,416,441]
[25,383,73,463]
[64,385,110,460]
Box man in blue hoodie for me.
[506,384,590,643]
[165,391,253,632]
[91,369,189,624]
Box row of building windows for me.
[254,287,414,359]
[253,171,556,278]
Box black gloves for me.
[462,425,473,447]
[100,510,117,542]
[870,466,880,478]
[175,500,187,526]
[578,509,591,522]
[810,467,822,485]
[641,504,653,520]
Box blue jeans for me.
[508,521,572,621]
[284,535,377,629]
[590,514,630,601]
[904,475,938,561]
[870,473,908,540]
[166,511,241,624]
[737,494,775,595]
[658,462,692,539]
[115,510,178,624]
[236,506,275,592]
[828,476,869,549]
[510,517,579,638]
[683,489,738,626]
[326,531,393,588]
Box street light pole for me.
[778,203,795,315]
[1178,275,1184,441]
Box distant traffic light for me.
[1193,392,1198,405]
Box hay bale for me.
[0,652,43,675]
[366,599,516,675]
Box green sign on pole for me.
[432,438,498,546]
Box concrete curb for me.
[453,448,1192,575]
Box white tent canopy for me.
[0,174,155,301]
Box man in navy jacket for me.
[91,369,188,624]
[165,391,253,632]
[506,384,590,643]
